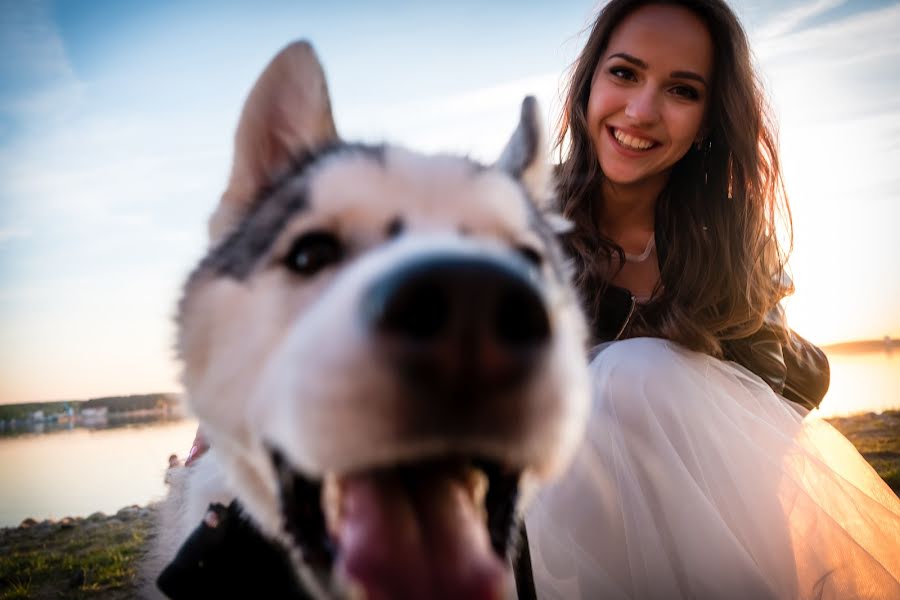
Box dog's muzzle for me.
[274,253,552,598]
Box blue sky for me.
[1,0,898,404]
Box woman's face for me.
[587,4,713,191]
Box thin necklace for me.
[624,236,656,263]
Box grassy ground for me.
[827,410,900,494]
[1,412,897,599]
[0,508,151,600]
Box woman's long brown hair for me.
[558,0,793,356]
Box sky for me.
[0,0,898,405]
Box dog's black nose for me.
[362,254,551,395]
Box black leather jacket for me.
[590,225,830,411]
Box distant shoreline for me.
[823,338,899,355]
[0,393,184,435]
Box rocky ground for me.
[1,411,897,599]
[0,507,153,599]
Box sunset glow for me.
[1,1,897,406]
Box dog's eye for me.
[284,231,343,276]
[517,245,543,268]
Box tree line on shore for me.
[0,393,180,423]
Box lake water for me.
[0,351,896,527]
[0,419,198,528]
[817,350,900,417]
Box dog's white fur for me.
[147,41,589,598]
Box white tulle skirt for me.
[526,338,900,600]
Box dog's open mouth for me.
[272,450,521,598]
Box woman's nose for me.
[624,87,660,125]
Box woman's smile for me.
[608,126,660,153]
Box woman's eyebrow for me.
[671,70,708,86]
[608,52,647,68]
[607,52,708,87]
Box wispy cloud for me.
[0,0,85,125]
[755,0,848,40]
[755,2,900,126]
[0,226,30,243]
[339,71,565,161]
[756,2,900,61]
[426,72,564,118]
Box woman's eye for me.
[670,85,700,100]
[609,66,637,81]
[284,231,343,276]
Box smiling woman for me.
[557,0,792,357]
[525,0,900,597]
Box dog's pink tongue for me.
[335,470,505,600]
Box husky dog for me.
[148,41,589,599]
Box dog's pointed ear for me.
[495,96,552,210]
[210,41,339,242]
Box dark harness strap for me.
[513,522,538,600]
[157,502,310,599]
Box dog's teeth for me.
[323,473,342,537]
[465,467,490,515]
